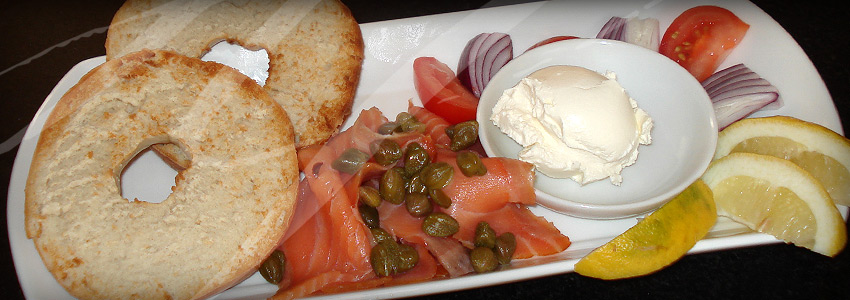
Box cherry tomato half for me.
[413,57,478,124]
[525,35,580,53]
[659,6,749,82]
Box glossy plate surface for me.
[8,1,847,299]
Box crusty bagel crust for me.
[105,0,365,151]
[25,49,298,300]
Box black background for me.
[2,1,848,299]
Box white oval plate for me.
[8,1,847,299]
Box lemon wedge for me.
[702,152,847,257]
[715,116,850,206]
[575,180,716,279]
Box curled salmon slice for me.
[408,101,452,147]
[275,106,570,299]
[437,149,571,258]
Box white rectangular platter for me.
[8,0,847,299]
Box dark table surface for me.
[2,1,848,299]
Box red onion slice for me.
[481,35,512,88]
[713,92,779,130]
[709,78,774,99]
[597,16,659,50]
[458,33,487,95]
[473,33,504,93]
[701,63,748,91]
[457,32,513,98]
[702,64,782,130]
[624,17,660,50]
[597,16,626,40]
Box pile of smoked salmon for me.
[272,105,571,299]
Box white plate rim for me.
[7,1,848,299]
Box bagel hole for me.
[202,40,270,86]
[120,145,180,204]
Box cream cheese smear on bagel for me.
[491,65,653,185]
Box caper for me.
[259,250,286,284]
[396,242,419,272]
[428,188,452,208]
[359,185,382,208]
[370,139,402,166]
[421,162,454,190]
[494,232,517,265]
[403,142,430,175]
[359,204,380,229]
[405,193,432,217]
[447,120,479,151]
[402,119,426,133]
[469,246,498,273]
[370,240,419,277]
[370,241,398,277]
[395,112,416,126]
[332,147,369,174]
[370,228,395,244]
[396,112,425,133]
[377,122,400,135]
[456,150,487,177]
[422,212,459,237]
[445,124,456,138]
[474,222,497,249]
[380,167,406,204]
[405,173,428,194]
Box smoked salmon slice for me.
[436,149,571,259]
[408,102,452,148]
[378,201,475,277]
[439,149,536,211]
[275,109,389,300]
[274,106,570,299]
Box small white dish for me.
[477,38,718,219]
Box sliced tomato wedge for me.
[413,57,478,124]
[525,35,580,53]
[659,6,749,82]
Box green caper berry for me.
[369,239,419,277]
[394,112,425,133]
[421,162,454,190]
[401,120,426,133]
[405,193,433,217]
[370,241,399,277]
[422,212,459,237]
[445,125,456,138]
[377,122,400,135]
[359,204,381,229]
[428,188,452,208]
[474,221,497,249]
[405,173,428,194]
[380,167,406,204]
[395,112,425,132]
[370,139,402,166]
[395,112,416,125]
[370,228,394,244]
[448,120,479,151]
[470,246,499,273]
[494,232,517,265]
[403,142,430,175]
[396,242,419,272]
[456,150,487,177]
[359,185,382,208]
[332,147,369,174]
[259,250,286,284]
